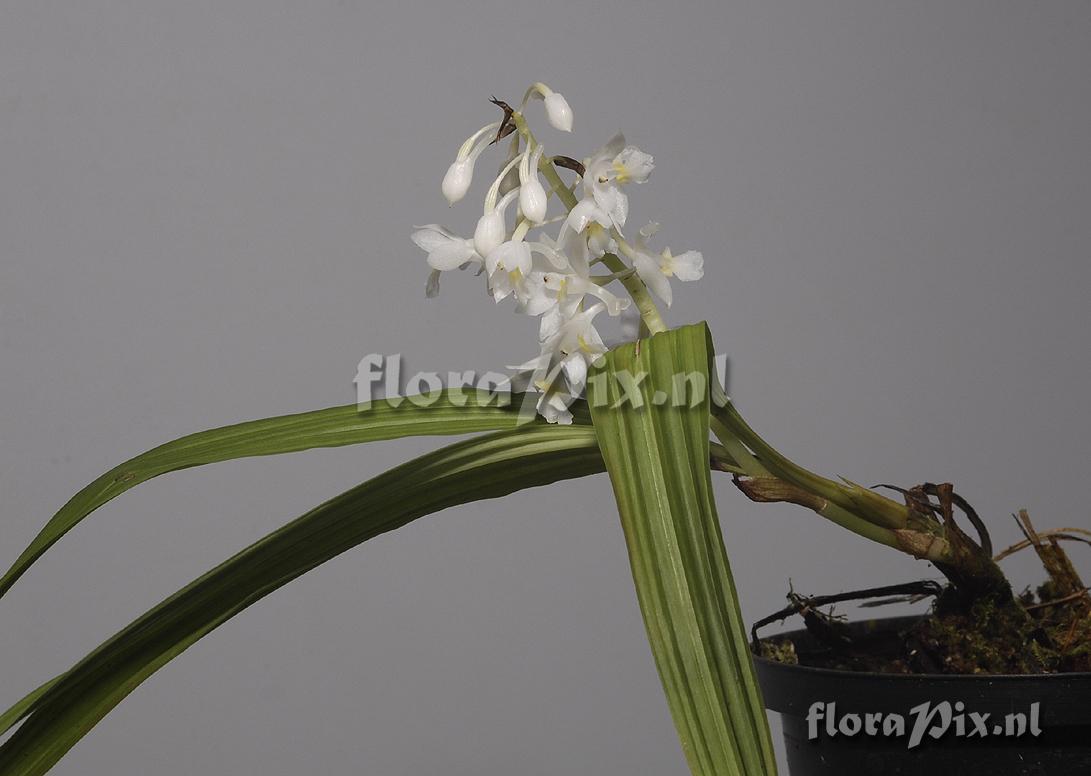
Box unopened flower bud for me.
[474,210,506,258]
[519,145,548,224]
[442,159,474,205]
[543,92,573,132]
[520,179,548,224]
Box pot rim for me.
[751,613,1091,682]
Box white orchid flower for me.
[584,133,628,175]
[626,223,703,308]
[556,200,617,261]
[507,354,581,425]
[507,340,594,427]
[483,238,536,305]
[579,135,655,232]
[552,271,630,316]
[541,302,608,362]
[581,134,630,230]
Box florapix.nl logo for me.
[806,700,1042,750]
[353,353,730,420]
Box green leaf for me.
[1,391,584,599]
[0,424,604,775]
[0,679,61,740]
[588,323,777,776]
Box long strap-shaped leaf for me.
[588,323,777,776]
[0,424,604,776]
[0,680,61,740]
[1,392,583,599]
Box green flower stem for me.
[714,399,910,531]
[711,413,900,548]
[709,441,744,475]
[710,416,771,477]
[812,500,901,548]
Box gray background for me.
[1,2,1088,773]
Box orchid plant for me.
[0,83,1042,776]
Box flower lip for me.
[611,146,655,184]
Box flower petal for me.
[561,351,588,394]
[428,238,476,271]
[410,224,458,253]
[668,250,704,281]
[486,240,533,277]
[592,183,628,230]
[632,249,673,307]
[613,146,654,184]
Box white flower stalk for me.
[497,135,522,196]
[518,144,548,224]
[442,121,501,205]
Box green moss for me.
[758,587,1090,675]
[758,638,799,666]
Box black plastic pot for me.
[752,616,1091,775]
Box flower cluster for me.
[411,82,704,423]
